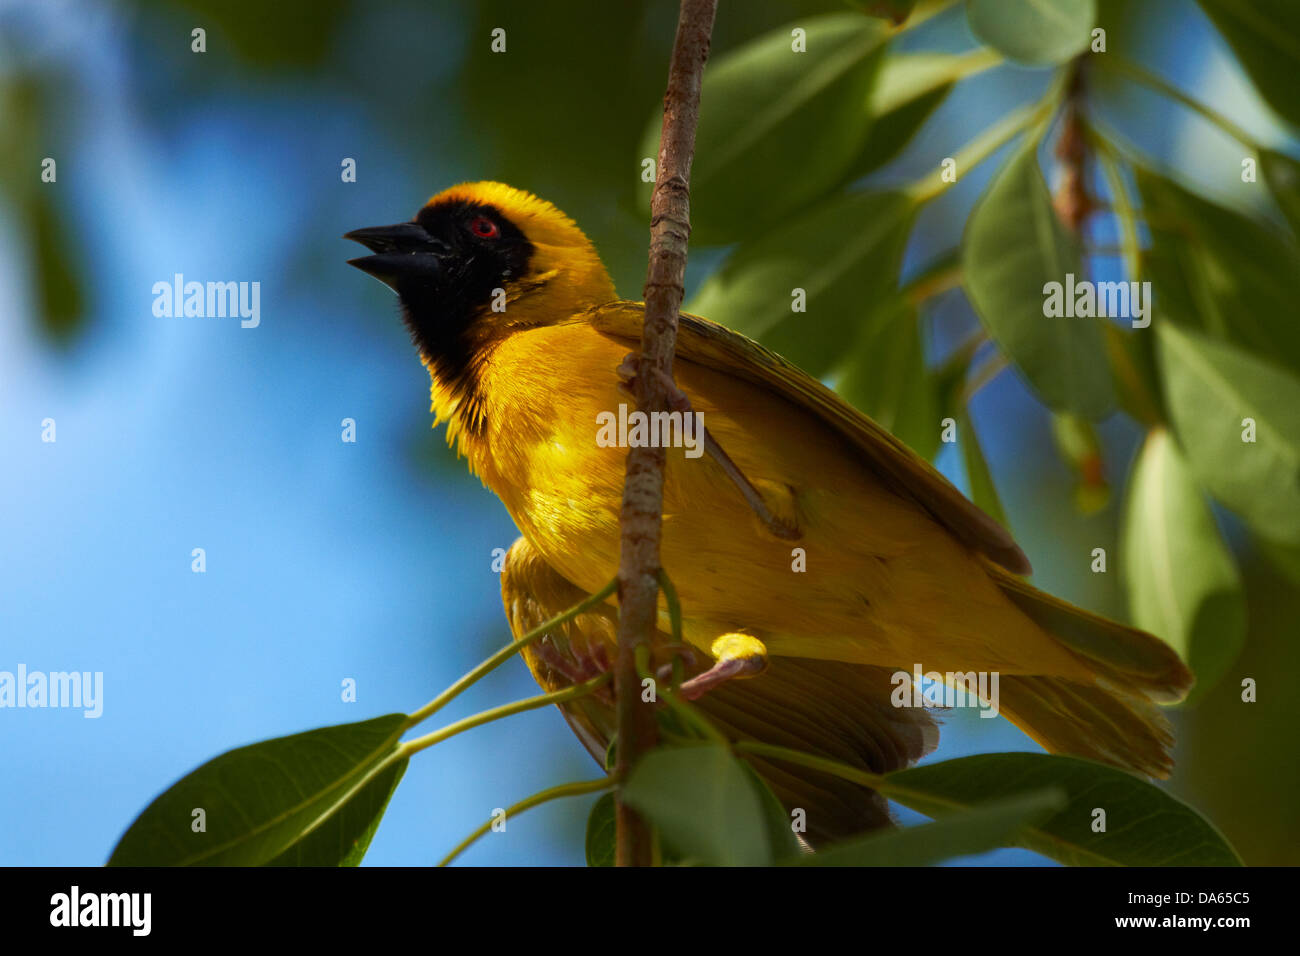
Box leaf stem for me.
[1086,126,1165,427]
[437,777,614,867]
[907,99,1049,204]
[734,741,886,788]
[399,674,612,758]
[1102,55,1259,150]
[960,352,1009,404]
[733,740,971,816]
[634,649,726,744]
[655,568,685,645]
[402,577,616,731]
[900,250,962,305]
[1087,129,1142,282]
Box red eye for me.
[469,216,499,239]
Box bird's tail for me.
[981,558,1195,778]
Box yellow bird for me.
[347,182,1193,845]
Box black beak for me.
[344,222,449,290]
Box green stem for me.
[960,352,1009,404]
[402,577,616,730]
[437,777,614,867]
[907,98,1050,204]
[734,741,982,818]
[1088,130,1142,281]
[900,249,962,305]
[655,568,684,645]
[1087,126,1165,428]
[735,741,886,788]
[634,650,726,744]
[1103,55,1259,150]
[399,673,612,758]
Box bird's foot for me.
[615,352,689,410]
[614,353,801,541]
[654,643,700,687]
[677,633,769,700]
[535,639,614,705]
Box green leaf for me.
[108,714,408,866]
[622,743,771,866]
[643,14,888,246]
[957,410,1010,531]
[687,190,916,378]
[584,792,616,867]
[839,49,999,179]
[1121,429,1245,703]
[1103,323,1166,426]
[882,752,1242,865]
[1257,535,1300,585]
[797,789,1065,866]
[1156,322,1300,546]
[1260,148,1300,239]
[265,758,407,867]
[740,762,804,862]
[966,0,1097,67]
[1139,166,1300,373]
[837,301,942,460]
[28,188,87,343]
[963,140,1115,419]
[1195,0,1300,128]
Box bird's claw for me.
[613,353,801,541]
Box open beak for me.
[344,222,448,290]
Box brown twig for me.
[614,0,717,867]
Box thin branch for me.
[615,0,717,868]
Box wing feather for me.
[585,302,1032,574]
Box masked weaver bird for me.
[347,182,1192,845]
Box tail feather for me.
[996,675,1176,778]
[983,557,1194,702]
[980,557,1192,777]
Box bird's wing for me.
[584,302,1032,575]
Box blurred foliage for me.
[0,73,88,343]
[148,0,352,69]
[1195,0,1300,127]
[963,134,1114,420]
[966,0,1095,66]
[638,13,889,245]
